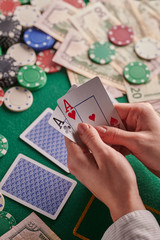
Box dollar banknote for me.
[70,1,160,103]
[53,29,125,91]
[0,212,61,240]
[70,2,118,44]
[128,0,160,41]
[67,69,123,98]
[99,0,146,39]
[35,1,77,42]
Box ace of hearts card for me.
[57,77,125,131]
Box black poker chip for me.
[0,15,22,50]
[0,55,19,88]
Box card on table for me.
[0,154,77,220]
[57,77,125,132]
[1,212,61,240]
[20,108,69,172]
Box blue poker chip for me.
[23,27,55,51]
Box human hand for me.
[65,123,145,222]
[95,103,160,178]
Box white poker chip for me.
[30,0,53,12]
[4,86,33,112]
[0,192,5,211]
[6,43,36,66]
[135,37,160,60]
[14,5,41,28]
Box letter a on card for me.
[63,99,73,113]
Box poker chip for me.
[4,86,33,112]
[0,55,19,88]
[88,41,116,64]
[135,37,160,60]
[0,134,8,158]
[0,192,5,211]
[0,0,21,16]
[7,43,36,66]
[0,211,16,236]
[123,61,150,84]
[17,65,47,91]
[24,27,55,51]
[36,49,62,73]
[14,5,41,28]
[30,0,53,12]
[64,0,85,8]
[0,87,4,106]
[19,0,30,4]
[108,25,134,46]
[0,15,22,49]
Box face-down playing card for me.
[57,77,125,131]
[20,108,69,173]
[0,154,77,220]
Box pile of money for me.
[35,0,160,116]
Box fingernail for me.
[78,123,89,135]
[95,126,107,134]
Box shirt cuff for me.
[102,210,160,240]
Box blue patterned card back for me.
[20,108,69,172]
[0,154,77,220]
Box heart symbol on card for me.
[68,110,76,120]
[89,114,95,121]
[110,117,120,128]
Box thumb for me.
[95,126,138,149]
[77,123,111,163]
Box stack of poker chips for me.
[0,55,19,88]
[0,15,22,50]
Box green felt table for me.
[1,68,160,240]
[1,0,160,238]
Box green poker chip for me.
[0,46,2,56]
[123,61,150,84]
[17,65,47,91]
[19,0,30,4]
[0,211,16,236]
[0,134,8,158]
[88,41,116,64]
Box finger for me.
[65,137,89,154]
[77,123,114,167]
[114,103,134,120]
[114,103,158,130]
[64,137,97,174]
[95,125,138,149]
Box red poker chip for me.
[0,87,4,106]
[64,0,85,8]
[36,49,62,73]
[108,25,134,46]
[0,0,21,16]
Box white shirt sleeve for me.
[102,210,160,240]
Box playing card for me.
[48,85,77,142]
[1,212,61,239]
[0,154,77,220]
[20,108,69,173]
[48,106,76,142]
[57,77,125,131]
